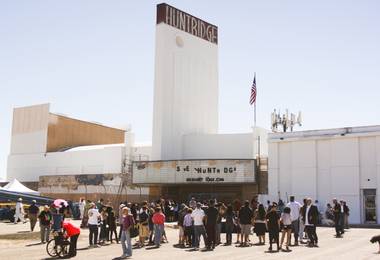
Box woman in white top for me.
[280,206,292,251]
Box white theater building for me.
[6,3,267,202]
[267,125,380,224]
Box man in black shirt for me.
[38,205,52,243]
[28,200,39,232]
[239,200,253,247]
[205,199,219,250]
[266,203,280,251]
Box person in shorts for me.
[280,206,292,251]
[138,203,150,247]
[238,200,253,247]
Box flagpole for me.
[254,102,256,127]
[254,72,256,128]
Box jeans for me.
[291,219,299,243]
[225,223,233,244]
[299,219,305,240]
[40,224,50,243]
[88,224,98,245]
[193,225,207,248]
[120,230,132,256]
[215,223,221,244]
[154,224,164,246]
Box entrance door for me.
[363,189,377,223]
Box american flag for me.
[250,75,257,105]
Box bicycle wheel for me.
[46,239,58,257]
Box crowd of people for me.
[10,195,353,258]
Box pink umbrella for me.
[53,199,68,208]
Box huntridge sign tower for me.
[152,3,219,160]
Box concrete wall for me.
[268,126,380,224]
[152,22,218,160]
[10,103,50,154]
[7,145,124,182]
[183,133,253,159]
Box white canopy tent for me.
[1,179,40,195]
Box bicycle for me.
[46,231,70,258]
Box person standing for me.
[216,203,226,245]
[28,200,39,232]
[343,201,350,229]
[79,198,86,220]
[224,205,235,245]
[177,204,187,247]
[254,204,266,245]
[183,208,194,247]
[280,206,292,251]
[152,207,166,247]
[333,198,344,237]
[107,206,118,243]
[62,220,80,257]
[14,198,26,224]
[138,203,150,247]
[303,198,319,247]
[88,203,100,247]
[299,198,307,243]
[38,205,52,243]
[238,200,254,247]
[120,207,135,258]
[266,203,280,252]
[205,199,219,250]
[191,202,207,249]
[99,207,108,244]
[286,195,301,246]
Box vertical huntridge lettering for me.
[165,5,171,25]
[172,8,178,27]
[191,17,197,35]
[186,14,191,33]
[179,11,186,31]
[197,19,201,37]
[200,22,206,38]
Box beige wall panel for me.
[47,114,125,152]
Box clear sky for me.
[0,1,379,180]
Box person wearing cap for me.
[191,202,207,249]
[38,205,52,243]
[14,198,26,224]
[28,200,39,231]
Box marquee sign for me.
[132,159,255,184]
[156,3,218,45]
